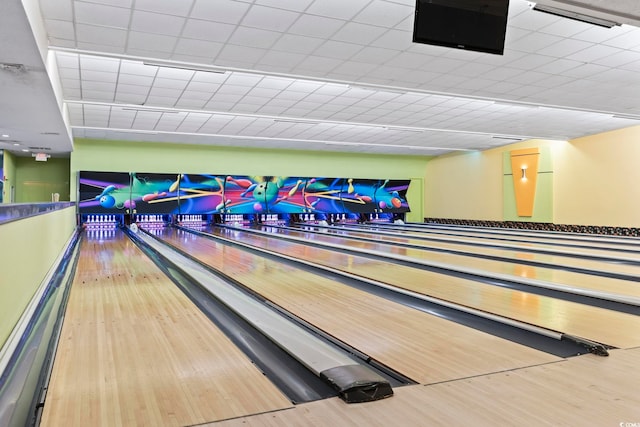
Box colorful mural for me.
[78,171,411,215]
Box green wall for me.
[71,139,429,221]
[14,157,70,203]
[0,207,76,347]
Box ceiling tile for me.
[227,26,283,49]
[257,51,307,67]
[572,24,629,44]
[191,71,229,83]
[83,0,132,8]
[224,73,263,86]
[534,58,582,75]
[565,44,623,63]
[255,0,313,11]
[75,24,127,47]
[215,45,266,65]
[331,61,378,77]
[593,49,640,68]
[184,81,221,93]
[288,14,346,38]
[601,28,640,50]
[505,53,555,70]
[74,1,131,28]
[55,52,80,68]
[242,5,300,32]
[116,83,152,95]
[305,0,370,20]
[127,31,178,53]
[135,0,194,16]
[538,17,590,38]
[270,34,325,55]
[130,11,186,37]
[353,0,412,27]
[369,28,412,50]
[174,37,223,58]
[512,32,564,53]
[48,38,76,48]
[314,40,363,60]
[332,22,387,45]
[190,0,250,24]
[114,93,148,104]
[119,60,158,76]
[508,8,560,31]
[40,0,74,21]
[80,56,120,72]
[175,98,208,109]
[209,93,243,103]
[82,69,118,83]
[155,68,194,81]
[182,19,236,42]
[350,46,398,64]
[44,19,75,40]
[535,38,594,58]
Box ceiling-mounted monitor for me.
[413,0,510,55]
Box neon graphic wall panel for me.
[78,171,413,215]
[302,178,344,213]
[79,171,132,214]
[267,177,307,214]
[338,178,380,214]
[130,172,181,214]
[374,179,411,213]
[178,174,226,214]
[222,175,261,214]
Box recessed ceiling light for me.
[13,143,20,146]
[1,134,9,138]
[21,149,29,152]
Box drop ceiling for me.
[1,0,639,157]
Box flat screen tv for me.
[413,0,509,55]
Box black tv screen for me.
[413,0,509,55]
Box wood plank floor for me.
[40,230,292,427]
[206,347,640,427]
[301,225,640,279]
[159,228,559,385]
[279,226,640,300]
[207,227,640,348]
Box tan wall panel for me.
[554,126,640,227]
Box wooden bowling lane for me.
[158,227,560,385]
[334,224,640,263]
[373,223,640,252]
[207,347,640,427]
[206,227,640,349]
[40,230,292,427]
[268,226,640,303]
[408,222,640,244]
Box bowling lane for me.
[41,230,291,427]
[382,223,640,251]
[288,225,640,282]
[325,224,640,264]
[204,226,640,349]
[156,227,560,384]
